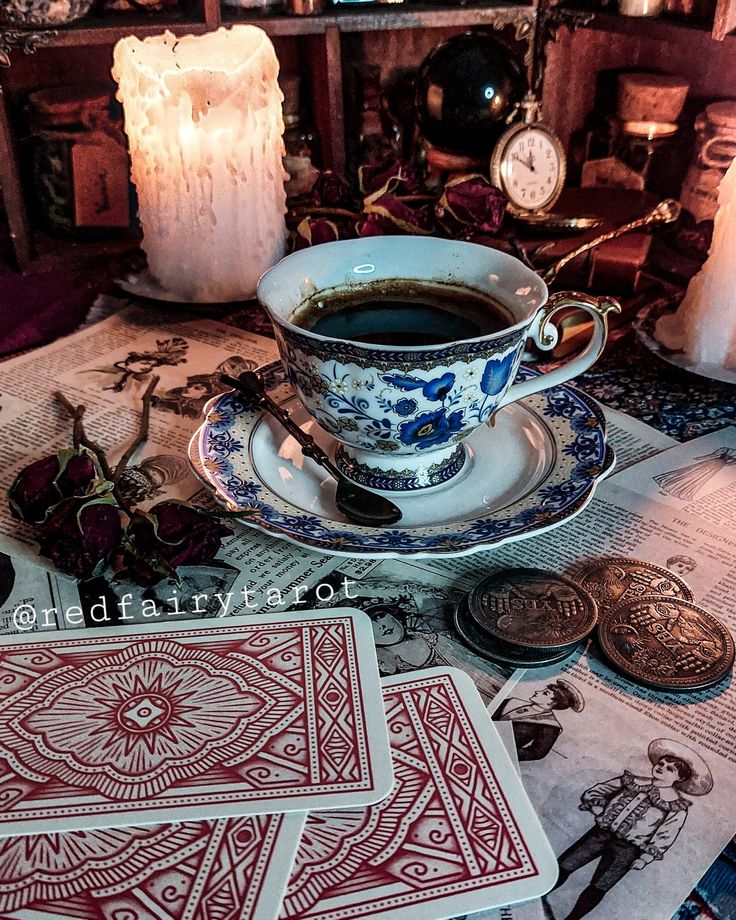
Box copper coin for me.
[453,601,579,669]
[598,595,735,690]
[467,568,598,649]
[575,557,694,615]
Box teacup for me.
[257,236,618,492]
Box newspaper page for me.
[0,301,721,918]
[414,428,736,920]
[602,407,676,471]
[0,303,518,700]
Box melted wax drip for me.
[113,26,288,303]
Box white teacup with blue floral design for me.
[258,236,618,492]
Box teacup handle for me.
[496,291,621,410]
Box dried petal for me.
[123,500,232,586]
[358,159,422,197]
[39,496,122,580]
[294,217,342,251]
[436,173,507,236]
[363,192,435,236]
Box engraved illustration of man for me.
[152,356,257,419]
[85,337,190,393]
[653,447,736,501]
[548,738,713,920]
[666,555,697,577]
[494,680,584,761]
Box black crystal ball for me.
[415,31,528,157]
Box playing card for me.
[0,811,305,920]
[0,608,391,835]
[282,669,557,920]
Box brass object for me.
[512,213,604,232]
[598,595,734,691]
[575,557,694,617]
[542,198,681,286]
[467,567,599,649]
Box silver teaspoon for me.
[220,372,403,528]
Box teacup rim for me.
[257,236,548,353]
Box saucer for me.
[634,298,736,386]
[192,363,614,559]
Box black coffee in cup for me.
[291,280,513,347]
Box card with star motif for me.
[281,669,557,920]
[0,609,391,836]
[0,812,305,920]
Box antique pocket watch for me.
[491,92,567,218]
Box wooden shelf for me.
[17,12,209,48]
[561,5,736,43]
[13,2,534,44]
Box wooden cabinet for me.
[3,0,736,273]
[0,1,535,270]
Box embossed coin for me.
[598,595,735,690]
[575,557,694,616]
[467,568,598,649]
[453,601,579,669]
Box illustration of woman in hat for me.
[86,337,190,393]
[550,738,713,920]
[494,679,584,761]
[152,356,257,419]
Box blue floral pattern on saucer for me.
[194,362,614,559]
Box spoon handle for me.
[541,199,681,286]
[221,373,342,480]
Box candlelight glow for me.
[113,26,287,302]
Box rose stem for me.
[112,375,159,485]
[54,392,113,480]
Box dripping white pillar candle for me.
[113,26,287,302]
[656,155,736,370]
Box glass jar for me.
[680,101,736,223]
[28,85,131,236]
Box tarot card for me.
[282,669,557,920]
[0,812,305,920]
[0,608,391,835]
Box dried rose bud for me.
[39,496,122,580]
[123,500,232,586]
[435,173,507,236]
[8,449,100,524]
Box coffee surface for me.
[291,281,512,346]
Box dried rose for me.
[123,500,232,586]
[8,449,102,524]
[360,192,435,236]
[435,173,507,237]
[294,217,342,251]
[357,212,401,238]
[39,496,122,579]
[358,159,422,197]
[311,171,353,209]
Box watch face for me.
[497,125,564,212]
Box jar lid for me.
[28,84,112,127]
[706,101,736,129]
